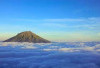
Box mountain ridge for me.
[4,31,50,43]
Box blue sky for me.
[0,0,100,42]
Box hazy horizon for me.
[0,31,100,42]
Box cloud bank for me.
[0,42,100,68]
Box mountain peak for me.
[4,31,50,43]
[18,31,34,35]
[25,31,32,32]
[22,31,32,33]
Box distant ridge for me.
[4,31,50,43]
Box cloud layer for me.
[0,42,100,68]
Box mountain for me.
[4,31,51,43]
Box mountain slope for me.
[4,31,50,43]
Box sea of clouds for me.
[0,42,100,68]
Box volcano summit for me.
[4,31,50,43]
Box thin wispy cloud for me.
[70,24,99,29]
[14,17,100,29]
[44,17,100,23]
[15,17,100,23]
[42,23,67,28]
[43,18,85,22]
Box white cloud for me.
[15,17,100,29]
[15,17,100,23]
[0,42,100,68]
[43,17,100,23]
[43,18,85,22]
[42,23,67,28]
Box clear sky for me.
[0,0,100,42]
